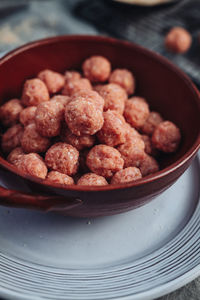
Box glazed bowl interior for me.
[0,35,199,196]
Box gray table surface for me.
[0,1,199,299]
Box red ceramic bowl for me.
[0,35,199,217]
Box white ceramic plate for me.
[0,152,199,300]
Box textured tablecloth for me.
[0,1,199,299]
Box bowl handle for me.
[0,185,82,211]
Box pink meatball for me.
[86,145,124,178]
[45,142,79,175]
[7,147,24,164]
[77,173,108,186]
[0,99,23,127]
[1,124,23,153]
[19,106,37,126]
[124,97,150,129]
[99,83,127,114]
[61,125,95,151]
[38,69,65,94]
[152,121,181,153]
[109,69,135,95]
[141,111,164,136]
[35,100,64,137]
[65,99,104,136]
[111,167,142,184]
[139,154,159,177]
[50,95,71,107]
[165,27,192,54]
[124,123,141,143]
[45,171,74,185]
[22,78,49,106]
[141,134,158,157]
[97,110,127,147]
[82,56,111,83]
[71,89,104,111]
[117,140,145,168]
[15,153,47,179]
[21,123,50,153]
[62,78,92,96]
[64,70,81,82]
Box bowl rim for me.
[0,34,199,192]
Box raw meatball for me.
[165,27,192,54]
[45,142,79,175]
[50,95,71,107]
[61,125,95,151]
[124,123,141,143]
[21,123,50,153]
[64,70,81,82]
[139,154,159,177]
[117,140,145,168]
[99,83,127,114]
[22,78,49,106]
[152,121,181,153]
[19,106,37,126]
[7,147,24,164]
[62,78,92,96]
[141,134,158,157]
[97,110,127,147]
[82,55,111,83]
[65,99,104,136]
[45,171,74,185]
[0,99,23,127]
[35,100,64,137]
[15,153,47,179]
[38,69,65,94]
[77,173,108,186]
[86,145,124,178]
[111,167,142,184]
[72,89,104,111]
[141,111,164,136]
[1,124,23,153]
[109,69,135,95]
[124,97,150,129]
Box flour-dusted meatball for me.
[97,110,127,147]
[99,83,127,114]
[72,89,104,111]
[77,173,108,186]
[86,145,124,178]
[1,124,23,153]
[19,106,37,126]
[141,111,164,136]
[141,134,158,157]
[22,78,49,106]
[62,78,92,96]
[124,97,150,129]
[38,69,65,94]
[111,167,142,184]
[139,154,159,177]
[152,121,181,153]
[109,69,135,95]
[165,27,192,54]
[64,70,81,82]
[61,125,95,151]
[15,153,47,179]
[35,100,64,137]
[0,99,23,127]
[50,95,71,107]
[45,142,79,175]
[82,56,111,83]
[7,147,24,164]
[117,140,146,168]
[45,171,74,185]
[65,99,104,136]
[21,123,50,153]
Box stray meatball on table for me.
[0,55,181,186]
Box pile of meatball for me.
[0,55,181,187]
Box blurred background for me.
[0,1,199,300]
